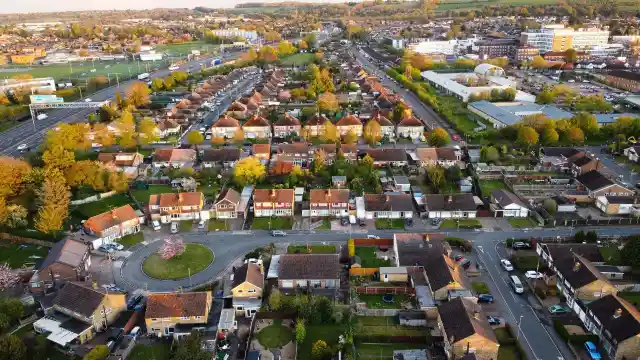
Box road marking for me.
[477,245,484,253]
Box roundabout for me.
[142,243,214,280]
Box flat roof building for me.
[468,100,573,128]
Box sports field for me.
[0,60,165,81]
[154,41,214,56]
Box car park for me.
[477,294,494,303]
[500,259,514,271]
[584,341,602,360]
[548,305,571,315]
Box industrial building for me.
[468,100,573,128]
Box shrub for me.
[445,236,473,252]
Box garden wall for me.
[70,190,117,205]
[355,308,400,317]
[349,268,379,276]
[0,233,55,247]
[353,238,393,247]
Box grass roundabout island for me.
[142,243,214,280]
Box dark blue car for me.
[477,294,494,303]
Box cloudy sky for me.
[1,0,346,14]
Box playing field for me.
[0,60,164,81]
[154,41,214,56]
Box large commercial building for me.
[475,38,518,59]
[211,29,258,41]
[408,40,457,56]
[0,77,56,93]
[468,101,573,128]
[520,24,610,53]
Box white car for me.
[367,235,380,239]
[109,243,124,251]
[525,271,543,279]
[16,144,28,152]
[500,259,514,271]
[84,98,92,102]
[170,222,179,234]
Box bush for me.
[553,320,599,344]
[444,236,472,252]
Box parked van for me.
[510,275,524,294]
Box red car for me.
[452,135,461,141]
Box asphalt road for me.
[0,53,240,157]
[588,145,640,185]
[350,46,461,140]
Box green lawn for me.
[179,221,194,232]
[511,255,540,271]
[357,294,411,309]
[251,217,293,230]
[130,185,174,204]
[508,218,537,228]
[142,243,214,280]
[315,218,331,230]
[619,292,640,309]
[357,343,427,358]
[440,219,482,229]
[498,345,522,360]
[0,61,147,81]
[600,246,622,265]
[299,324,343,360]
[472,281,490,294]
[208,219,230,231]
[280,53,316,66]
[355,317,429,336]
[72,194,133,218]
[479,180,507,197]
[0,244,50,269]
[355,247,391,267]
[117,233,145,248]
[287,245,336,254]
[155,41,211,56]
[128,344,171,360]
[256,320,294,349]
[375,219,405,230]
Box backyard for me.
[619,292,640,310]
[479,179,507,197]
[251,217,293,230]
[355,246,391,267]
[280,53,316,66]
[600,246,622,265]
[130,185,174,204]
[357,294,411,309]
[507,218,537,229]
[356,343,427,359]
[287,245,336,254]
[71,193,133,219]
[355,317,430,337]
[128,344,171,360]
[142,243,214,280]
[0,244,50,268]
[495,327,524,360]
[256,320,294,348]
[440,218,482,229]
[298,324,343,360]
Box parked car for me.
[454,255,465,262]
[460,259,471,269]
[170,222,179,234]
[198,220,206,229]
[16,144,28,153]
[108,243,124,251]
[477,294,494,303]
[512,241,531,250]
[487,316,501,326]
[271,230,287,237]
[452,135,461,141]
[548,305,571,315]
[152,220,161,231]
[127,294,143,310]
[500,259,514,271]
[584,341,602,360]
[367,235,380,239]
[525,271,543,279]
[98,245,115,253]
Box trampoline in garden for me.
[382,295,394,303]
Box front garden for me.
[251,217,293,230]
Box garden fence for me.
[355,308,400,317]
[70,190,117,205]
[350,268,379,276]
[355,287,415,295]
[353,238,394,247]
[0,233,55,247]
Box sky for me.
[0,0,345,14]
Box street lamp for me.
[516,315,524,341]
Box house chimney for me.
[573,262,581,272]
[614,308,623,318]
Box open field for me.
[0,61,156,81]
[280,53,316,66]
[154,41,213,56]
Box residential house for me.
[253,189,295,217]
[152,149,196,168]
[82,205,141,249]
[276,143,310,168]
[252,144,271,164]
[577,171,635,198]
[304,113,331,137]
[211,115,241,139]
[231,261,264,317]
[277,254,340,290]
[396,114,425,139]
[623,145,640,163]
[415,147,462,168]
[438,297,500,360]
[540,147,580,170]
[537,243,605,272]
[341,143,358,162]
[554,255,617,311]
[336,114,363,137]
[242,115,271,139]
[214,188,242,219]
[583,294,640,360]
[310,189,350,217]
[30,239,91,292]
[274,113,301,138]
[364,149,408,167]
[423,194,477,219]
[33,282,126,347]
[157,119,181,138]
[491,189,529,217]
[596,196,638,215]
[227,101,250,120]
[571,155,604,177]
[201,148,242,168]
[363,194,415,219]
[145,291,212,338]
[148,192,205,223]
[368,113,395,138]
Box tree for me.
[480,146,500,162]
[0,264,19,289]
[296,319,306,344]
[427,166,445,189]
[268,288,282,310]
[277,41,296,57]
[108,172,130,193]
[428,128,450,147]
[158,237,186,260]
[530,55,548,69]
[347,238,355,257]
[42,145,75,171]
[35,169,70,233]
[211,136,225,146]
[92,124,115,147]
[536,90,554,104]
[298,40,308,50]
[233,129,245,143]
[622,235,640,269]
[83,345,109,360]
[163,75,175,90]
[151,78,164,92]
[541,128,559,145]
[0,198,8,227]
[571,112,599,136]
[312,150,327,174]
[138,118,159,145]
[5,204,28,229]
[445,166,462,182]
[343,129,358,144]
[566,127,585,145]
[0,335,26,360]
[312,340,329,359]
[0,157,31,197]
[186,130,204,146]
[317,92,339,113]
[565,48,577,63]
[543,198,557,216]
[322,121,339,143]
[517,126,539,147]
[233,156,266,187]
[115,110,138,149]
[125,82,151,108]
[363,119,382,145]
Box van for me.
[510,275,524,294]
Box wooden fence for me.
[353,238,394,246]
[0,233,55,247]
[349,268,379,276]
[355,286,415,295]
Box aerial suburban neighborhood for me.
[2,1,640,360]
